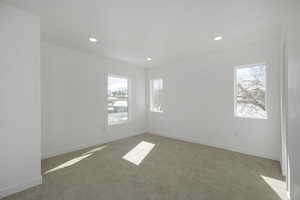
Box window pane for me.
[235,64,266,119]
[108,76,129,124]
[150,79,163,112]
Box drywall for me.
[286,2,300,199]
[0,3,41,198]
[41,42,146,158]
[280,34,288,177]
[146,39,281,160]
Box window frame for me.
[233,63,267,119]
[150,78,163,113]
[107,74,131,126]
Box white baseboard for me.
[0,176,42,199]
[42,139,110,159]
[42,131,145,159]
[149,132,279,161]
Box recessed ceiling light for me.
[89,37,98,43]
[214,36,223,41]
[147,57,152,61]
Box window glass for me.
[108,76,129,124]
[150,79,163,112]
[235,64,267,119]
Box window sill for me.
[150,111,164,113]
[235,115,267,120]
[108,120,130,126]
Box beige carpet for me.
[3,133,286,200]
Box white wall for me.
[0,3,41,198]
[286,1,300,199]
[280,33,288,176]
[147,39,281,160]
[41,42,146,158]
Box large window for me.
[234,63,267,119]
[108,75,129,125]
[150,79,163,112]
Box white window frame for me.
[150,78,163,113]
[234,63,267,119]
[107,74,131,125]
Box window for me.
[108,75,129,125]
[150,79,163,112]
[234,63,267,119]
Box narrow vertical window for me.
[150,79,163,112]
[108,75,129,125]
[234,64,267,119]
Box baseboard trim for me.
[0,175,42,199]
[149,132,279,161]
[42,131,145,159]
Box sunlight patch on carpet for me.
[261,175,287,199]
[44,154,92,174]
[122,141,155,165]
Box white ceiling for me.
[2,0,286,67]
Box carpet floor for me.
[3,133,286,200]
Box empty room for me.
[0,0,300,199]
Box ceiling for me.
[2,0,287,67]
